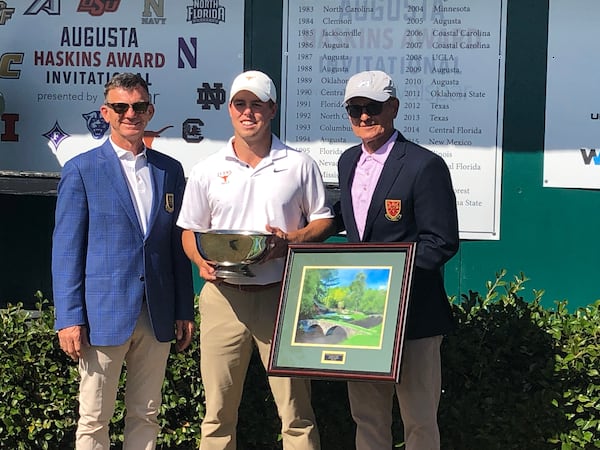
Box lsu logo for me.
[82,111,108,139]
[77,0,120,16]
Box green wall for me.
[245,0,599,309]
[2,0,598,309]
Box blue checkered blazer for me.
[52,141,194,346]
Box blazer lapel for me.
[146,151,165,233]
[99,142,143,236]
[340,146,362,240]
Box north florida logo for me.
[186,0,225,24]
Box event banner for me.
[280,0,507,240]
[544,0,600,190]
[0,0,243,176]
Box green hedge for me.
[1,271,598,449]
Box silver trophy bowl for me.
[194,229,273,278]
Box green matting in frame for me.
[268,242,416,382]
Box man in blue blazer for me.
[334,71,459,450]
[52,73,195,450]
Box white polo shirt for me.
[177,134,333,284]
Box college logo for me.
[142,125,173,148]
[82,111,108,139]
[1,92,18,142]
[24,0,60,15]
[384,199,402,221]
[186,0,225,25]
[197,82,226,110]
[0,1,15,25]
[141,0,166,24]
[0,53,23,79]
[1,113,18,142]
[217,170,231,184]
[183,118,204,143]
[580,148,600,166]
[178,37,197,69]
[77,0,120,16]
[43,121,70,151]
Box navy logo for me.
[141,0,166,24]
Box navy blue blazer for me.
[335,132,459,339]
[52,140,194,346]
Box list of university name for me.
[283,1,505,236]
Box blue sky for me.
[327,267,391,290]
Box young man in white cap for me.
[177,70,335,449]
[333,70,459,450]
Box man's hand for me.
[264,225,289,260]
[175,320,195,352]
[58,325,89,361]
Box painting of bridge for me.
[291,266,392,348]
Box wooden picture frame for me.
[268,242,416,382]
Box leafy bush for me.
[1,274,598,449]
[440,271,600,450]
[0,293,78,450]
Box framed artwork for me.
[268,242,416,382]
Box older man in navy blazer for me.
[52,73,195,450]
[334,70,459,450]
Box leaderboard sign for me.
[280,0,507,240]
[0,0,243,175]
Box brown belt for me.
[219,281,280,293]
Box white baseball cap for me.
[229,70,277,102]
[343,70,396,105]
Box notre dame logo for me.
[196,82,226,110]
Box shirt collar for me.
[110,137,147,161]
[359,130,398,164]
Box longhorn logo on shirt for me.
[217,170,231,184]
[384,199,402,221]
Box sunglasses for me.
[345,101,385,118]
[105,101,151,114]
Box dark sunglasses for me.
[345,101,385,118]
[105,101,151,114]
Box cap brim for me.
[343,90,391,105]
[230,88,271,102]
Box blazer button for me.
[139,275,145,281]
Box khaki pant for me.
[76,306,171,450]
[199,282,320,450]
[348,335,443,450]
